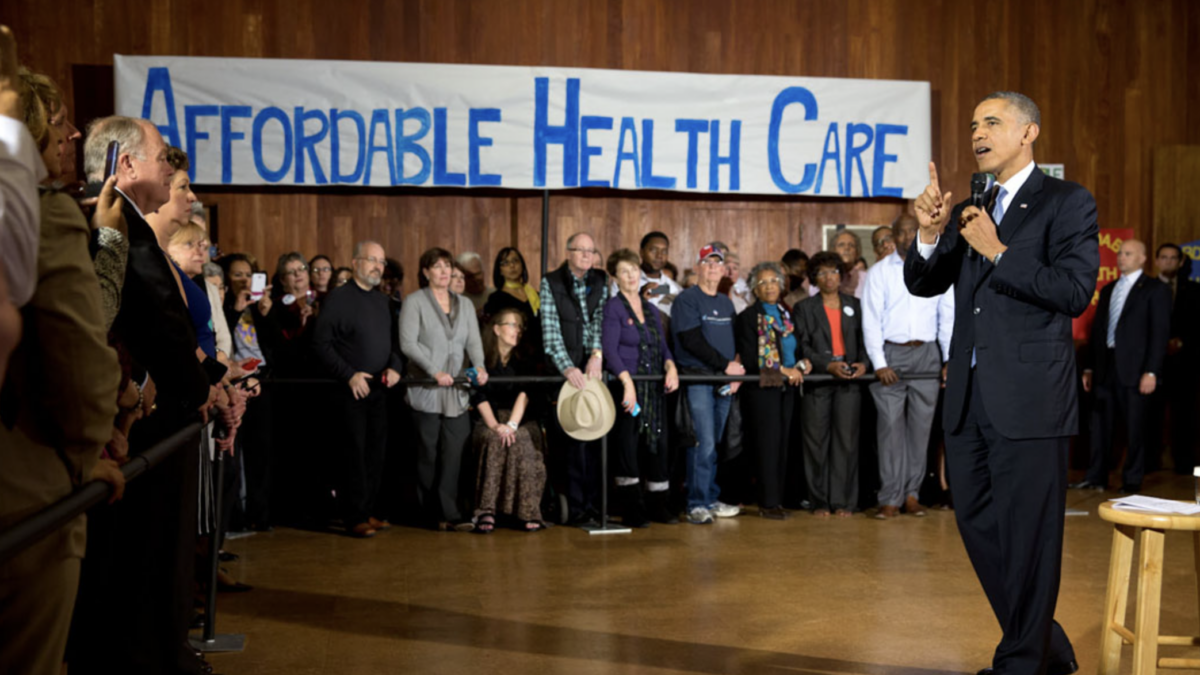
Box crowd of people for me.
[1,59,1199,675]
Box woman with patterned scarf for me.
[601,249,680,527]
[734,262,812,520]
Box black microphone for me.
[966,173,989,259]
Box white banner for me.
[114,55,931,198]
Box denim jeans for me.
[685,384,733,509]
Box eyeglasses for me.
[815,269,841,279]
[312,265,332,273]
[754,277,782,287]
[699,258,725,266]
[283,265,308,277]
[357,256,385,266]
[499,258,522,267]
[568,247,599,255]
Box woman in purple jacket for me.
[602,249,680,527]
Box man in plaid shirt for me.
[540,233,608,526]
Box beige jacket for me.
[0,191,120,579]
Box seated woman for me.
[734,262,811,520]
[795,251,869,518]
[483,246,542,359]
[602,248,679,526]
[470,307,547,532]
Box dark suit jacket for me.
[1084,274,1171,386]
[1168,277,1200,371]
[904,166,1100,439]
[110,193,210,423]
[734,301,804,375]
[794,293,867,374]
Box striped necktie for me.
[1107,276,1131,348]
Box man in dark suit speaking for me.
[905,92,1100,675]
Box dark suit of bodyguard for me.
[905,93,1099,675]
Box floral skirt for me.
[472,410,546,523]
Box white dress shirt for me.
[916,159,1038,261]
[608,270,684,317]
[862,251,955,369]
[0,116,48,306]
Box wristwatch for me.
[506,420,520,431]
[991,251,1004,266]
[591,349,603,360]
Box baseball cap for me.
[697,243,726,263]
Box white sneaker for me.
[709,501,741,518]
[687,507,714,525]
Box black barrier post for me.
[582,410,631,536]
[191,435,245,654]
[540,189,549,280]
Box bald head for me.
[1117,239,1147,275]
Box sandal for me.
[813,508,831,519]
[834,508,853,519]
[349,522,377,538]
[476,515,495,534]
[524,521,546,532]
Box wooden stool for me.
[1098,501,1200,674]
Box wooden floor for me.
[208,472,1200,675]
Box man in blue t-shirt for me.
[671,243,746,524]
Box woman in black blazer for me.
[734,262,812,520]
[795,251,870,518]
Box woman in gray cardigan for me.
[400,248,488,531]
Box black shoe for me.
[645,490,680,524]
[1119,484,1141,494]
[977,659,1078,675]
[1067,480,1106,490]
[566,509,600,528]
[615,485,650,528]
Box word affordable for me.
[116,55,931,198]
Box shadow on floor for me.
[227,586,966,675]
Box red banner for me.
[1073,228,1134,340]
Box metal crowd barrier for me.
[0,421,203,567]
[0,369,941,557]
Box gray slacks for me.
[413,411,472,522]
[870,342,941,507]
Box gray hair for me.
[352,240,384,259]
[202,262,224,279]
[456,251,482,266]
[748,261,785,289]
[981,91,1041,127]
[275,251,307,279]
[83,116,148,182]
[565,232,593,249]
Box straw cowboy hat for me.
[556,378,616,441]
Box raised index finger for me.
[928,161,941,193]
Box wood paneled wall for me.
[5,0,1198,292]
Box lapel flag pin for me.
[1019,204,1027,209]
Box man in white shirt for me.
[863,214,954,519]
[0,67,47,386]
[612,231,683,317]
[0,76,45,308]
